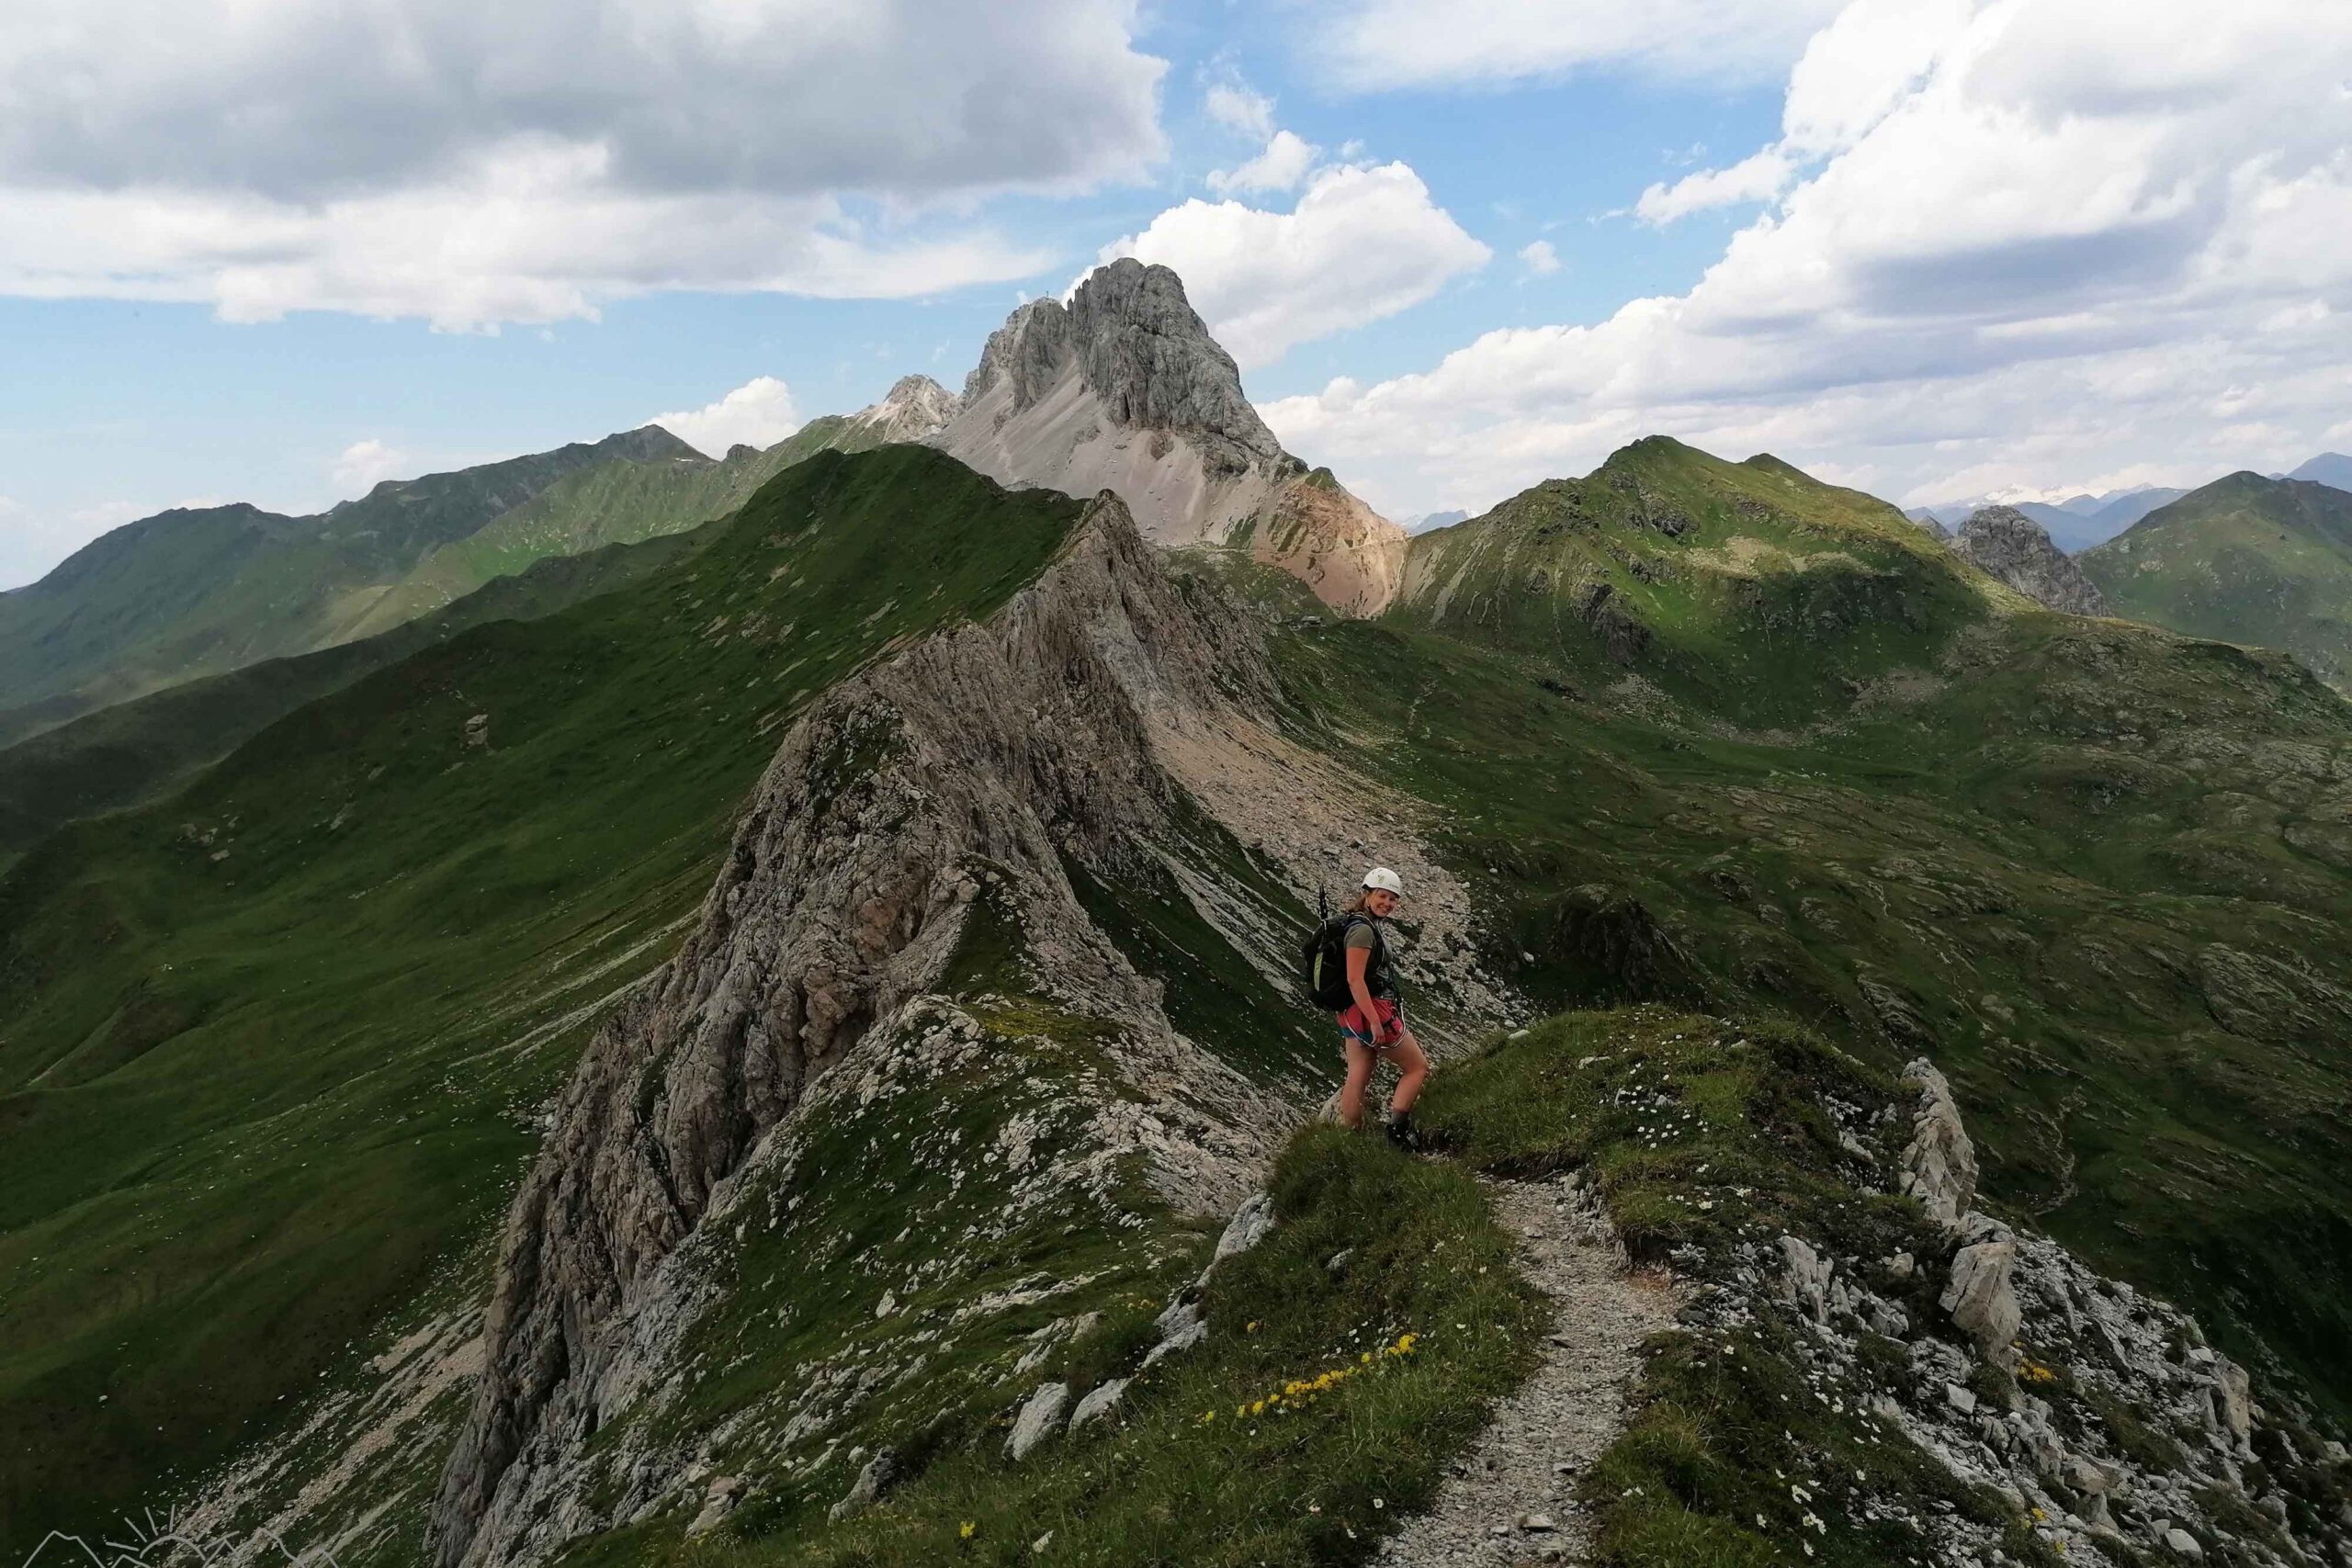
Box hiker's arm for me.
[1345,947,1390,1042]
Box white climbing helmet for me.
[1362,866,1404,895]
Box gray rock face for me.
[1779,1234,1836,1325]
[1941,1235,2021,1366]
[1067,1378,1129,1433]
[825,1449,896,1522]
[427,493,1278,1567]
[964,260,1283,472]
[963,297,1075,409]
[2207,1355,2253,1454]
[1952,506,2106,614]
[1896,1058,1978,1230]
[1210,1189,1273,1267]
[1005,1382,1071,1461]
[1141,1299,1207,1369]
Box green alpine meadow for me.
[4,255,2348,1568]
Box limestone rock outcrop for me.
[1940,1233,2021,1367]
[930,259,1408,615]
[1952,505,2106,614]
[1005,1382,1071,1461]
[1896,1057,1978,1230]
[1717,1051,2342,1566]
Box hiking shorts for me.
[1337,998,1404,1050]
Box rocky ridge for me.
[424,490,1488,1565]
[930,259,1408,616]
[1952,505,2107,615]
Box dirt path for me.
[1381,1173,1676,1566]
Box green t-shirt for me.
[1341,917,1399,999]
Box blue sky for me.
[3,0,2347,587]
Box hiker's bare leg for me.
[1339,1039,1377,1128]
[1384,1032,1429,1116]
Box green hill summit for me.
[2079,470,2352,687]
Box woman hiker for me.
[1333,867,1430,1148]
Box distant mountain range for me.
[1906,487,2188,552]
[1906,453,2351,556]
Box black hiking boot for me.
[1385,1111,1418,1152]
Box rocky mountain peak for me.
[1953,504,2106,615]
[962,297,1074,407]
[931,261,1404,615]
[1066,259,1283,463]
[854,374,962,442]
[959,261,1283,465]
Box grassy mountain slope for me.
[0,524,710,860]
[0,429,695,736]
[2079,472,2352,687]
[1396,436,2011,726]
[334,415,894,644]
[1311,442,2352,1404]
[0,447,1081,1549]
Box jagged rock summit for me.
[1952,504,2106,615]
[930,259,1408,615]
[848,374,962,444]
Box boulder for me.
[826,1449,897,1522]
[1143,1300,1207,1368]
[2209,1357,2254,1454]
[1897,1058,1979,1230]
[1210,1190,1273,1268]
[1068,1378,1130,1433]
[1779,1235,1835,1325]
[1006,1382,1071,1461]
[1940,1237,2020,1366]
[686,1474,744,1537]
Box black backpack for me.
[1299,912,1381,1011]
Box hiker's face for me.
[1366,888,1399,917]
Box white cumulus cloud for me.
[651,377,802,457]
[1101,161,1491,367]
[1264,0,2352,520]
[1518,240,1562,276]
[332,440,412,496]
[1634,149,1793,225]
[0,0,1165,328]
[1208,131,1323,196]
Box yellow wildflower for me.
[959,1521,977,1540]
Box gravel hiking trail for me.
[1383,1174,1676,1566]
